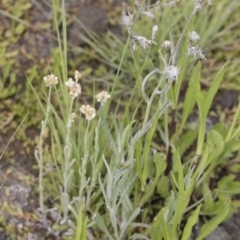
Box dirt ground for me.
[0,0,240,239]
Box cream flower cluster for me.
[79,105,96,121]
[95,91,111,104]
[43,74,58,87]
[43,71,111,121]
[65,78,82,98]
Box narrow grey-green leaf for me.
[93,213,114,240]
[135,139,143,186]
[99,107,118,156]
[119,207,141,238]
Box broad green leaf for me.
[224,140,240,154]
[150,207,167,240]
[196,90,206,156]
[172,62,201,142]
[179,62,201,130]
[14,23,25,35]
[172,147,184,193]
[135,139,143,186]
[157,176,170,198]
[232,200,240,208]
[202,184,213,212]
[226,102,240,141]
[181,205,201,240]
[142,107,162,191]
[198,130,225,183]
[81,218,88,240]
[150,228,162,240]
[161,215,171,240]
[140,153,166,206]
[75,204,85,240]
[152,207,171,240]
[172,14,195,106]
[217,175,240,194]
[193,146,209,182]
[193,61,202,91]
[196,202,230,240]
[211,122,228,138]
[229,163,240,173]
[204,61,229,117]
[166,190,177,220]
[206,130,224,165]
[177,130,197,156]
[152,207,166,229]
[173,181,195,236]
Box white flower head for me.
[70,112,77,123]
[122,14,133,28]
[189,31,200,42]
[122,2,133,29]
[142,11,155,19]
[165,65,180,81]
[188,46,206,60]
[43,74,58,87]
[80,105,96,121]
[65,78,81,98]
[132,35,156,49]
[95,91,110,105]
[152,25,158,40]
[74,70,82,81]
[162,40,172,50]
[194,0,204,13]
[207,0,213,5]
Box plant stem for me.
[164,108,176,176]
[37,86,52,217]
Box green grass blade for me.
[75,204,87,240]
